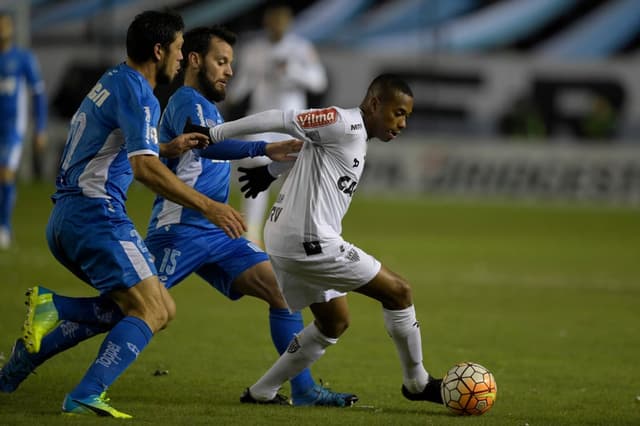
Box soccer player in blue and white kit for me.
[194,74,446,407]
[146,25,355,407]
[0,11,245,418]
[0,12,47,249]
[0,22,354,410]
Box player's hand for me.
[203,200,246,238]
[238,165,277,199]
[183,117,212,142]
[34,132,47,153]
[264,139,302,162]
[160,133,210,158]
[32,132,47,180]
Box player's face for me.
[158,32,184,85]
[371,91,413,142]
[264,7,291,42]
[0,15,14,45]
[197,37,233,103]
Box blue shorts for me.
[144,224,268,300]
[46,196,157,294]
[0,139,22,171]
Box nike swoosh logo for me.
[73,399,111,416]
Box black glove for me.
[238,165,277,199]
[183,117,211,142]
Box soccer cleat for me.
[240,388,291,405]
[62,392,132,418]
[292,384,358,407]
[22,286,60,354]
[0,339,36,393]
[402,377,444,404]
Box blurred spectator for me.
[226,3,328,245]
[580,95,616,141]
[0,11,47,249]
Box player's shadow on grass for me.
[351,405,453,417]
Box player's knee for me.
[316,317,350,339]
[164,296,177,323]
[387,276,413,309]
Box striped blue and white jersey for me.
[148,86,229,231]
[53,63,160,208]
[0,46,46,143]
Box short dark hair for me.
[182,25,236,64]
[367,74,413,100]
[126,10,184,63]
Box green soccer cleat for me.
[62,392,132,419]
[22,286,60,354]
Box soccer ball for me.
[440,362,497,415]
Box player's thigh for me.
[47,197,157,294]
[145,225,212,289]
[195,235,270,301]
[354,264,413,309]
[232,259,286,307]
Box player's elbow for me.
[130,155,156,186]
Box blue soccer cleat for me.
[0,339,36,393]
[22,286,60,354]
[62,392,132,418]
[292,383,358,407]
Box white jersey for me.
[264,107,367,258]
[209,106,368,258]
[228,32,327,114]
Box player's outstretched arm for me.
[130,154,246,238]
[159,132,210,158]
[264,139,302,162]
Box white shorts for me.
[268,239,381,312]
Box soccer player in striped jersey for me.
[146,25,354,407]
[0,11,47,249]
[0,11,244,418]
[191,74,445,407]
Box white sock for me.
[249,322,337,400]
[383,305,429,393]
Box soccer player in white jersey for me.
[226,3,327,245]
[0,11,47,249]
[191,74,445,406]
[0,11,244,418]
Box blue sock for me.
[69,316,152,399]
[269,308,316,396]
[0,182,16,229]
[53,294,123,325]
[30,321,110,366]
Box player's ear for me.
[188,51,201,68]
[370,96,381,112]
[152,43,163,63]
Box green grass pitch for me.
[1,182,639,425]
